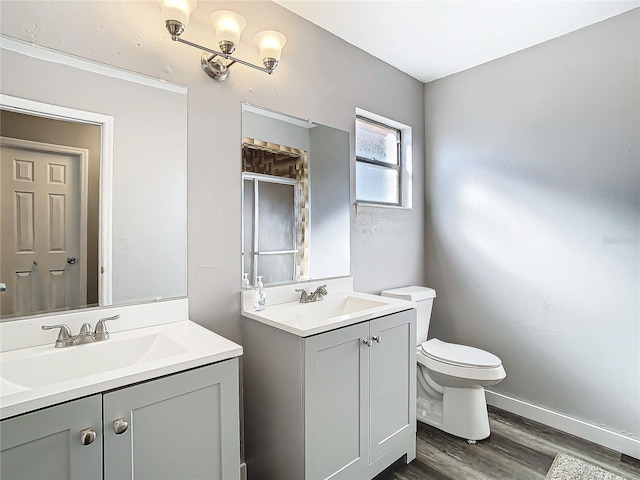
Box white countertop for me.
[242,290,415,337]
[0,320,243,420]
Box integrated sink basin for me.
[242,290,416,337]
[0,320,243,420]
[2,333,187,389]
[274,295,387,322]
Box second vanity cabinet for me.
[1,360,240,480]
[243,308,416,480]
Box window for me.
[355,112,410,207]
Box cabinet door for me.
[369,310,416,463]
[0,395,102,480]
[103,360,241,480]
[304,322,369,480]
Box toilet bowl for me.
[381,286,506,442]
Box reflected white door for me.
[0,140,87,316]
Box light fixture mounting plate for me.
[201,53,229,82]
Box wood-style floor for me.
[376,406,640,480]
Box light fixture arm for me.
[173,36,274,75]
[162,5,285,83]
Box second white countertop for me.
[242,288,415,337]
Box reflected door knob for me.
[80,428,97,446]
[67,257,77,265]
[113,418,129,434]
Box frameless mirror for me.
[241,104,350,287]
[0,39,187,321]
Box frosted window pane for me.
[356,119,398,166]
[356,162,399,204]
[258,254,295,284]
[257,182,295,251]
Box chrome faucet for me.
[42,314,120,348]
[310,285,328,302]
[295,285,328,303]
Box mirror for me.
[241,104,350,287]
[0,39,187,321]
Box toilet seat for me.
[421,338,502,369]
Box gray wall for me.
[424,10,639,440]
[0,0,425,343]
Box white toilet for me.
[381,286,506,442]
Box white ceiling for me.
[274,1,639,83]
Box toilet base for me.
[417,386,491,441]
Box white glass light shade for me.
[254,30,287,62]
[210,10,247,47]
[160,0,197,27]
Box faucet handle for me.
[94,314,120,341]
[295,288,310,303]
[41,324,73,348]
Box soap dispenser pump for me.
[242,273,250,290]
[253,276,266,311]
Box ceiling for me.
[274,1,639,83]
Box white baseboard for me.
[486,390,640,460]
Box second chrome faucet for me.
[295,285,328,303]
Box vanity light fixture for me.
[160,0,287,82]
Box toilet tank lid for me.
[381,286,436,301]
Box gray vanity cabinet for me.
[243,308,416,480]
[1,360,240,480]
[0,395,103,480]
[103,360,240,480]
[304,321,370,479]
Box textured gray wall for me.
[424,10,639,439]
[0,1,425,343]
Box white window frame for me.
[355,107,412,209]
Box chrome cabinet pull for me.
[80,428,97,446]
[372,335,382,343]
[362,338,372,347]
[113,418,129,434]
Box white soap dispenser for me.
[242,273,250,290]
[253,276,266,311]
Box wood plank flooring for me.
[376,406,640,480]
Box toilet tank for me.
[381,286,436,345]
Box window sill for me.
[354,201,413,211]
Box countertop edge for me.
[0,321,242,420]
[242,292,416,337]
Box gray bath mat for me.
[545,453,629,480]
